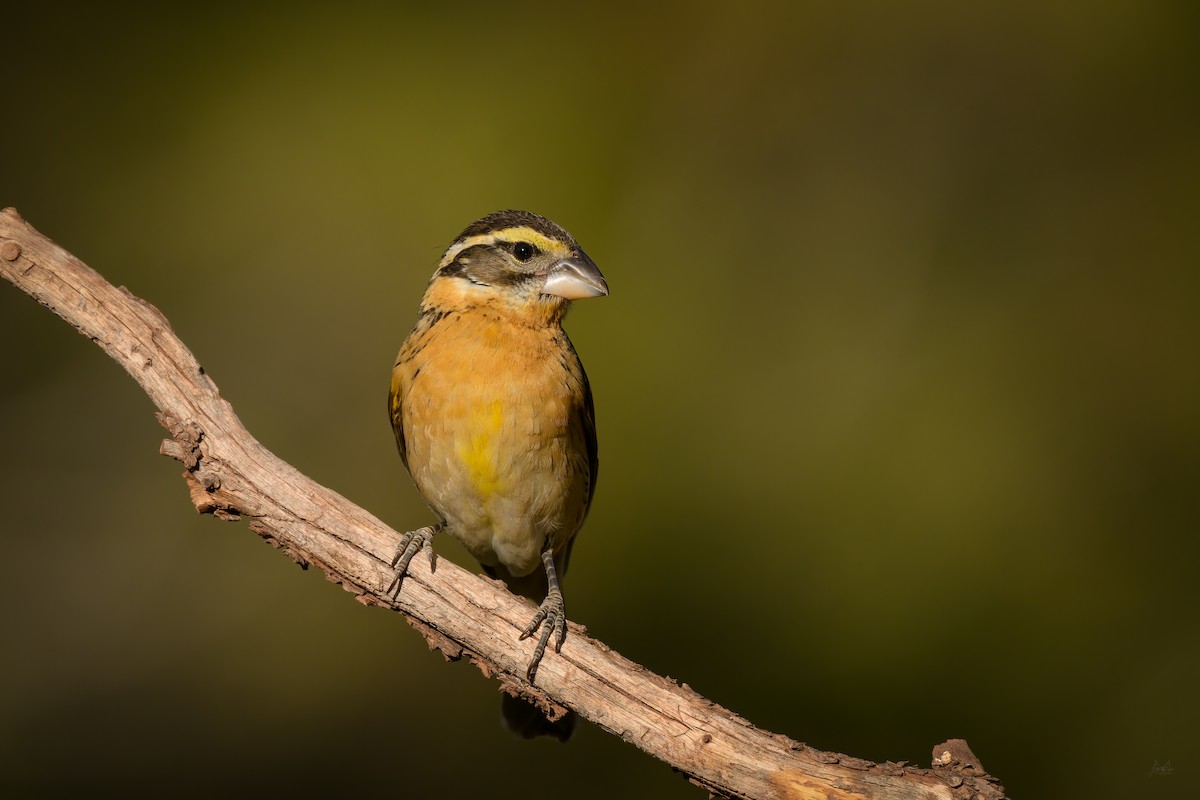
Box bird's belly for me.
[404,349,587,577]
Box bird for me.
[387,209,607,740]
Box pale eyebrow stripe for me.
[437,227,565,270]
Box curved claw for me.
[386,523,442,599]
[520,587,566,682]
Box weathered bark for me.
[0,208,1007,800]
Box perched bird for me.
[387,210,607,740]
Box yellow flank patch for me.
[457,400,506,499]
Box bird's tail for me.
[484,560,575,741]
[501,694,576,742]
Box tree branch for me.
[0,208,1007,800]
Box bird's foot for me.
[519,586,566,682]
[386,523,442,598]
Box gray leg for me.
[519,549,567,682]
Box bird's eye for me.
[512,242,536,262]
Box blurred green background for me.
[2,2,1197,798]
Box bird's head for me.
[426,210,608,319]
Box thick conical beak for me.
[541,251,608,300]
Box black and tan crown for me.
[429,210,608,305]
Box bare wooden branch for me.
[0,207,1007,800]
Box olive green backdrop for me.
[2,3,1197,798]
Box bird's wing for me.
[388,365,409,470]
[558,359,598,580]
[580,367,599,518]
